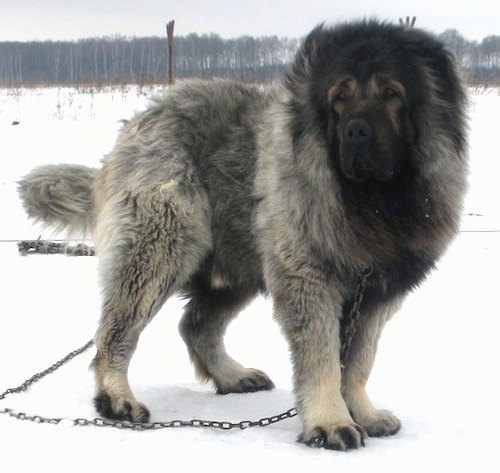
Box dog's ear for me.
[405,30,467,151]
[285,24,326,89]
[301,24,326,62]
[412,33,466,113]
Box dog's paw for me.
[355,409,401,437]
[216,368,275,394]
[94,392,151,423]
[298,423,367,451]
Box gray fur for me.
[18,20,467,451]
[18,164,97,237]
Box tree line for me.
[440,29,500,84]
[0,30,498,86]
[0,34,298,86]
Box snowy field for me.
[0,85,499,470]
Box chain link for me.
[0,269,371,431]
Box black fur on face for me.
[324,73,412,183]
[305,26,419,183]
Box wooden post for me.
[166,20,175,85]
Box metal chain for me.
[340,267,373,370]
[70,407,299,431]
[0,269,371,431]
[0,340,93,426]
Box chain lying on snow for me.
[0,341,93,426]
[17,237,95,256]
[0,339,297,430]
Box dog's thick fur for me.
[18,20,468,450]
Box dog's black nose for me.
[344,119,372,145]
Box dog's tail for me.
[18,164,98,237]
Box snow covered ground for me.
[0,85,499,470]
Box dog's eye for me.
[383,88,398,100]
[335,91,348,102]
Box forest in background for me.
[0,29,499,86]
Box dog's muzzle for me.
[342,119,395,182]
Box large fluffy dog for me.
[18,20,468,450]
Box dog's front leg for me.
[270,268,366,451]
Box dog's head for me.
[325,74,408,182]
[286,20,466,184]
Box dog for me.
[18,20,468,450]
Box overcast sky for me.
[1,0,498,42]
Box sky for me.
[1,0,499,43]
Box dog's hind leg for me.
[91,185,212,423]
[179,283,275,394]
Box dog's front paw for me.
[216,368,275,394]
[355,409,401,437]
[298,423,367,451]
[94,392,151,423]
